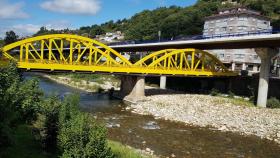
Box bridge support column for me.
[160,76,167,89]
[120,75,145,103]
[255,48,278,108]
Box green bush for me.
[267,97,280,109]
[228,91,235,98]
[210,88,219,96]
[58,94,115,158]
[0,62,42,147]
[40,96,62,151]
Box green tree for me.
[58,94,115,158]
[0,62,43,147]
[0,39,4,47]
[4,31,18,45]
[35,27,49,36]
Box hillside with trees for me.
[10,0,280,42]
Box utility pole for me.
[158,30,161,42]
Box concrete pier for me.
[255,48,278,107]
[120,75,145,102]
[160,76,167,89]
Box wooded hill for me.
[33,0,280,41]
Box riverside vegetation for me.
[0,62,145,158]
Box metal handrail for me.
[108,29,280,46]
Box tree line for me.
[1,0,279,45]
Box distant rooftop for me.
[205,6,270,20]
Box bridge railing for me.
[108,29,280,46]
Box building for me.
[96,31,124,43]
[203,6,272,74]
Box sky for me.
[0,0,197,38]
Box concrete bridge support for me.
[255,48,278,107]
[120,75,145,102]
[160,76,167,89]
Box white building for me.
[203,6,272,74]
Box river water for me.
[26,73,280,158]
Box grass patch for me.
[109,141,149,158]
[213,96,254,107]
[0,60,9,67]
[51,73,120,86]
[0,124,56,158]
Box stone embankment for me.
[129,93,280,144]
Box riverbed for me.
[25,73,280,158]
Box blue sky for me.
[0,0,197,38]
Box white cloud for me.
[41,0,101,15]
[0,0,29,19]
[0,20,73,38]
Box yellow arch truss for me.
[0,34,236,76]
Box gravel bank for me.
[40,74,119,92]
[130,94,280,144]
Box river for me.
[26,73,280,158]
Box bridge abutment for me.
[120,75,145,103]
[255,48,278,107]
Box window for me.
[264,21,268,24]
[254,55,259,60]
[247,65,254,71]
[238,26,247,31]
[223,19,228,22]
[229,26,233,31]
[249,55,253,60]
[234,54,245,59]
[221,27,227,31]
[218,54,225,59]
[216,20,221,23]
[239,17,247,21]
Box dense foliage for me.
[0,62,42,147]
[34,0,280,41]
[4,31,19,45]
[0,63,115,157]
[267,97,280,108]
[58,95,114,158]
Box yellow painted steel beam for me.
[0,34,238,77]
[17,62,237,76]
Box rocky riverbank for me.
[129,94,280,144]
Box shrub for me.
[59,113,114,158]
[228,91,235,98]
[58,94,114,158]
[267,97,280,109]
[0,62,42,147]
[40,96,62,151]
[210,88,219,96]
[247,86,255,102]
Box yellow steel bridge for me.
[0,34,236,76]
